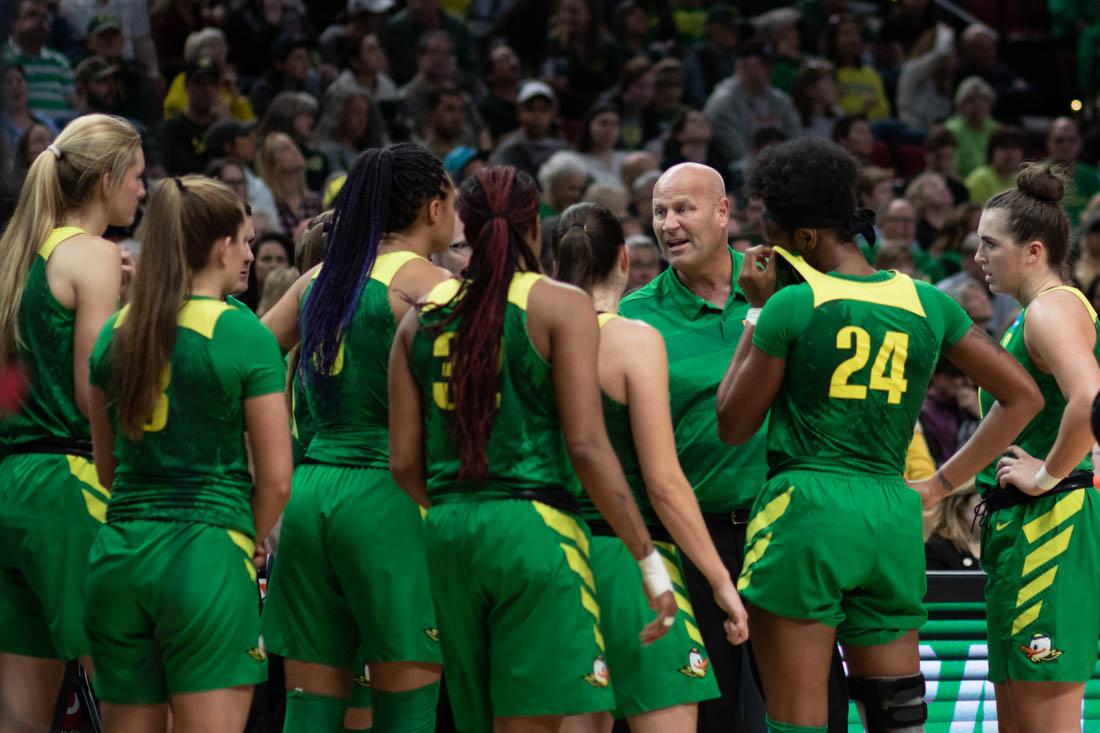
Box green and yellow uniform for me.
[410,273,613,732]
[85,296,284,703]
[977,286,1100,683]
[571,313,719,719]
[0,227,109,660]
[738,249,972,645]
[261,252,441,670]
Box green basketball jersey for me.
[289,359,313,466]
[0,227,93,453]
[88,297,285,535]
[752,249,972,477]
[410,272,575,502]
[577,313,654,525]
[298,251,423,469]
[977,286,1100,493]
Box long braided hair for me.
[299,143,450,381]
[438,166,541,479]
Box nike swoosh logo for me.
[996,520,1013,531]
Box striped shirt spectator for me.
[4,0,74,120]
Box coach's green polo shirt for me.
[620,247,768,513]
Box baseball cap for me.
[443,146,488,178]
[74,55,119,84]
[87,12,122,37]
[185,56,221,83]
[205,120,254,157]
[348,0,395,13]
[517,80,555,105]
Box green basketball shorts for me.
[589,536,719,718]
[84,519,266,704]
[261,463,441,668]
[424,499,615,731]
[981,486,1100,683]
[0,453,107,659]
[737,470,927,647]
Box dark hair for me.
[790,59,835,127]
[618,56,652,91]
[14,121,51,170]
[831,114,868,143]
[417,29,451,56]
[203,156,243,180]
[114,176,244,438]
[985,162,1071,272]
[822,14,862,68]
[745,137,862,239]
[300,143,450,379]
[925,124,958,153]
[255,231,294,260]
[737,39,771,63]
[575,103,619,153]
[425,86,463,114]
[986,125,1026,163]
[751,126,788,151]
[552,203,624,294]
[296,209,332,271]
[437,166,540,479]
[256,92,317,145]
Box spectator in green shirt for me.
[1046,116,1100,227]
[944,76,997,178]
[965,126,1024,204]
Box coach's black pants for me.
[680,512,849,733]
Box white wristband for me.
[639,549,673,599]
[745,307,762,326]
[1034,465,1062,492]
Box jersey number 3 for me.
[829,326,908,404]
[144,366,172,432]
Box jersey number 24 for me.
[829,326,908,404]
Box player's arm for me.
[921,326,1042,503]
[621,321,748,644]
[388,308,430,508]
[244,392,293,545]
[260,265,317,349]
[996,294,1100,493]
[70,238,123,417]
[88,385,116,490]
[538,282,676,642]
[717,245,785,444]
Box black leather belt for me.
[6,438,93,460]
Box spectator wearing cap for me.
[944,77,997,178]
[703,40,800,165]
[475,43,522,145]
[58,1,158,80]
[163,27,254,123]
[205,119,281,233]
[964,126,1024,204]
[383,0,477,87]
[314,87,384,172]
[823,14,891,122]
[81,12,159,128]
[1046,117,1100,225]
[1,63,59,155]
[597,57,657,150]
[490,79,567,179]
[159,55,222,175]
[53,53,118,126]
[443,145,487,183]
[540,0,617,123]
[249,33,319,121]
[256,91,331,192]
[684,6,739,108]
[3,0,75,121]
[1075,215,1100,290]
[224,0,309,84]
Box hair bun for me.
[1016,163,1066,204]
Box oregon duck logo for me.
[679,647,709,678]
[425,628,440,642]
[1021,633,1063,663]
[247,647,266,662]
[584,657,610,687]
[354,663,371,688]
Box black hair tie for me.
[174,177,187,194]
[847,208,876,247]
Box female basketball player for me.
[552,202,747,732]
[260,143,454,733]
[0,114,144,729]
[388,166,679,733]
[715,138,1041,733]
[85,175,292,731]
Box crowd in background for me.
[2,0,1099,577]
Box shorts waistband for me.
[979,469,1094,516]
[5,438,93,460]
[431,485,581,515]
[585,518,674,543]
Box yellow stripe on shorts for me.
[532,502,590,556]
[745,486,793,544]
[1022,490,1084,543]
[66,455,109,523]
[1022,525,1073,576]
[1012,602,1043,637]
[227,529,258,583]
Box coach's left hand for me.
[996,445,1045,495]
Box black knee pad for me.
[848,673,927,732]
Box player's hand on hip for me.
[640,590,677,645]
[713,582,750,645]
[738,245,776,308]
[996,445,1045,495]
[906,476,947,509]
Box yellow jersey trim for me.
[39,226,87,261]
[774,247,926,317]
[597,312,619,328]
[1035,285,1098,323]
[371,251,425,286]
